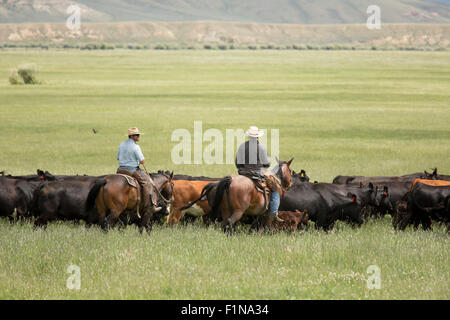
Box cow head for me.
[366,182,377,205]
[292,169,310,183]
[375,185,393,212]
[424,168,439,180]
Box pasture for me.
[0,49,449,299]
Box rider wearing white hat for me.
[117,127,158,211]
[235,126,283,222]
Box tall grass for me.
[0,218,448,299]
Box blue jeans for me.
[269,191,280,216]
[119,166,138,174]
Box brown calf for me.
[269,210,309,232]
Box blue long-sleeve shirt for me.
[117,139,145,172]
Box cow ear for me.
[347,192,356,202]
[170,171,174,179]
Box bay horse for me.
[86,171,174,233]
[210,158,293,234]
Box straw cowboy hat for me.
[245,126,264,138]
[127,127,143,136]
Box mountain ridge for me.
[1,0,449,24]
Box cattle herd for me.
[1,168,449,233]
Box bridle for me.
[141,164,174,204]
[275,162,292,193]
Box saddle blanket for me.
[115,174,138,188]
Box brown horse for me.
[210,158,293,234]
[86,171,174,233]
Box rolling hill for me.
[1,0,450,24]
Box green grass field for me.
[0,49,449,299]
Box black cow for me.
[311,182,377,223]
[366,182,411,219]
[173,174,218,181]
[279,181,361,231]
[398,183,450,231]
[0,177,43,222]
[373,186,394,218]
[33,179,102,228]
[332,170,437,185]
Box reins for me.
[141,164,174,204]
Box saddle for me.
[237,168,273,212]
[115,173,138,188]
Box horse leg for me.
[104,205,125,231]
[224,210,245,236]
[139,210,153,234]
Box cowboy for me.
[235,126,283,222]
[116,127,159,213]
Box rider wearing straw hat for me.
[117,127,159,212]
[235,126,284,222]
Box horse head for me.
[152,170,175,204]
[275,157,293,191]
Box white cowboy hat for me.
[127,127,143,136]
[245,126,264,138]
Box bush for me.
[293,44,306,50]
[306,44,318,50]
[15,63,40,85]
[9,69,21,85]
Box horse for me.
[209,158,293,234]
[85,171,174,233]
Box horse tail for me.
[209,176,233,221]
[86,179,107,211]
[180,182,217,210]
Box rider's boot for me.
[273,212,284,223]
